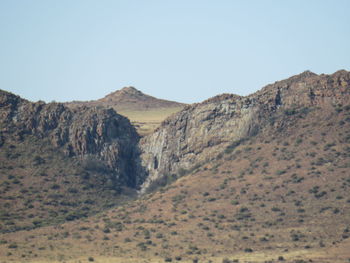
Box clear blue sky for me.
[1,0,349,103]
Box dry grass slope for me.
[118,107,184,136]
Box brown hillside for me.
[1,90,350,263]
[0,70,349,263]
[138,70,350,193]
[0,89,141,234]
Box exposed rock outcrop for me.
[138,70,350,193]
[1,70,349,194]
[0,90,141,188]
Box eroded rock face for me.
[254,70,350,110]
[0,90,140,188]
[1,70,349,193]
[138,70,350,193]
[138,94,260,192]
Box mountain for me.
[97,86,185,111]
[139,70,350,192]
[0,70,350,262]
[67,86,186,136]
[68,86,185,111]
[0,89,142,233]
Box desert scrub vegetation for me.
[224,138,247,154]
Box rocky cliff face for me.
[1,70,349,194]
[138,70,350,193]
[0,90,141,188]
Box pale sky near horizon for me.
[0,0,349,104]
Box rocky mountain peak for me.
[92,86,186,112]
[103,86,144,101]
[120,86,142,95]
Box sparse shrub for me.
[68,188,78,194]
[315,191,327,198]
[333,208,340,214]
[103,227,111,233]
[51,184,60,190]
[284,108,297,116]
[259,237,268,242]
[143,229,151,239]
[33,156,45,166]
[335,106,343,113]
[225,138,246,154]
[32,219,42,227]
[178,168,188,177]
[271,207,281,212]
[275,170,286,175]
[137,242,147,251]
[172,194,185,203]
[263,162,269,167]
[217,153,224,159]
[156,233,164,238]
[12,179,20,184]
[65,211,87,221]
[309,186,319,194]
[324,143,336,151]
[8,243,17,249]
[299,107,310,116]
[244,146,252,152]
[295,138,303,145]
